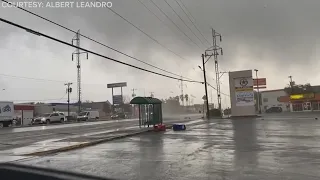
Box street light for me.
[254,69,261,114]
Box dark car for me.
[266,107,282,113]
[111,113,126,120]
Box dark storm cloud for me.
[2,0,320,103]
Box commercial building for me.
[260,85,320,112]
[14,104,35,126]
[260,89,290,112]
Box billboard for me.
[234,77,254,106]
[253,78,266,86]
[107,82,127,88]
[113,95,123,104]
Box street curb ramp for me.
[23,129,153,156]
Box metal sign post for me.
[107,82,127,114]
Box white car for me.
[32,112,65,124]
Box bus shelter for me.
[130,97,163,128]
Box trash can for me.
[172,124,186,131]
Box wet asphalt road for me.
[0,114,202,151]
[15,114,320,180]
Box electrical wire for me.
[1,0,194,81]
[0,73,110,87]
[95,0,188,62]
[174,0,211,46]
[136,0,202,51]
[163,0,207,48]
[0,73,66,83]
[178,0,195,22]
[206,82,230,97]
[0,17,203,84]
[11,94,72,102]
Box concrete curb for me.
[23,129,153,156]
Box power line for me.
[0,17,202,84]
[178,0,196,24]
[1,0,193,81]
[150,0,200,49]
[207,82,230,97]
[174,0,211,46]
[12,94,69,102]
[0,73,108,87]
[136,0,201,51]
[163,0,207,48]
[95,0,188,62]
[0,73,66,83]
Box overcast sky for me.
[0,0,320,106]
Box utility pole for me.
[254,69,261,114]
[64,82,73,117]
[204,29,223,115]
[132,88,137,98]
[180,76,184,106]
[289,75,294,92]
[201,54,210,119]
[72,30,88,113]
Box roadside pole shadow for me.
[231,118,259,179]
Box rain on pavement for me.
[11,114,320,180]
[0,114,202,159]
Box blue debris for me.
[172,124,186,131]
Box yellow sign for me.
[235,86,253,92]
[290,93,315,100]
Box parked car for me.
[32,112,65,124]
[111,112,126,120]
[266,107,282,113]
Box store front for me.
[279,93,320,112]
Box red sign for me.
[253,78,266,86]
[254,86,266,89]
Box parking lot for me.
[13,115,320,180]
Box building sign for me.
[113,95,123,104]
[253,78,267,86]
[290,93,315,100]
[254,86,266,89]
[234,77,254,106]
[107,82,127,88]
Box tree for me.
[284,83,313,95]
[184,94,189,106]
[184,94,189,102]
[180,94,184,102]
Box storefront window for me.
[312,102,320,111]
[292,103,303,112]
